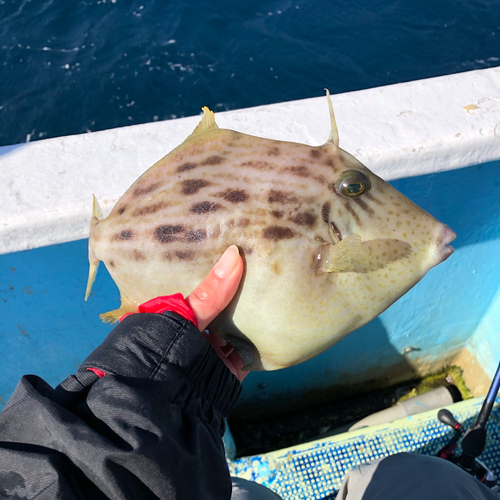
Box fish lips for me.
[438,225,456,263]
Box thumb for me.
[186,245,244,332]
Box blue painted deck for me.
[1,160,499,407]
[1,159,500,498]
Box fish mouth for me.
[438,225,456,262]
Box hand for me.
[186,245,249,382]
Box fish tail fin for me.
[324,89,340,147]
[85,195,103,301]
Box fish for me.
[85,91,456,371]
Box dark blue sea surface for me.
[0,0,499,147]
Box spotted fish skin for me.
[86,97,455,371]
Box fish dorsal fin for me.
[324,89,340,147]
[185,106,219,141]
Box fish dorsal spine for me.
[324,89,340,147]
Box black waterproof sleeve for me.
[0,312,242,500]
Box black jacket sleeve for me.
[0,311,242,500]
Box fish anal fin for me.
[100,292,138,324]
[318,234,362,272]
[185,106,219,142]
[100,308,125,324]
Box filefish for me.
[85,92,455,371]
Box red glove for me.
[119,293,198,328]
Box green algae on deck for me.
[397,365,473,403]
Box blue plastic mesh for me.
[228,397,500,499]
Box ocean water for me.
[0,0,499,147]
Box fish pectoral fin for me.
[185,106,219,142]
[318,234,362,272]
[100,292,138,324]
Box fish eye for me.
[336,170,369,197]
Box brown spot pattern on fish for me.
[132,202,168,217]
[118,206,126,215]
[175,250,195,260]
[271,210,284,218]
[268,146,280,156]
[344,204,361,224]
[155,225,184,243]
[241,160,273,170]
[263,226,295,240]
[325,156,344,173]
[224,189,248,203]
[327,182,336,194]
[282,166,310,178]
[310,149,322,159]
[272,260,282,275]
[182,179,211,195]
[190,201,221,214]
[363,192,384,206]
[133,181,162,197]
[229,130,243,141]
[201,155,225,166]
[268,190,298,204]
[185,229,207,242]
[354,198,375,216]
[315,175,326,185]
[350,239,413,273]
[232,218,250,227]
[114,229,135,241]
[133,249,146,261]
[321,202,331,223]
[177,162,197,173]
[218,189,249,203]
[289,211,318,227]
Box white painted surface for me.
[1,67,500,255]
